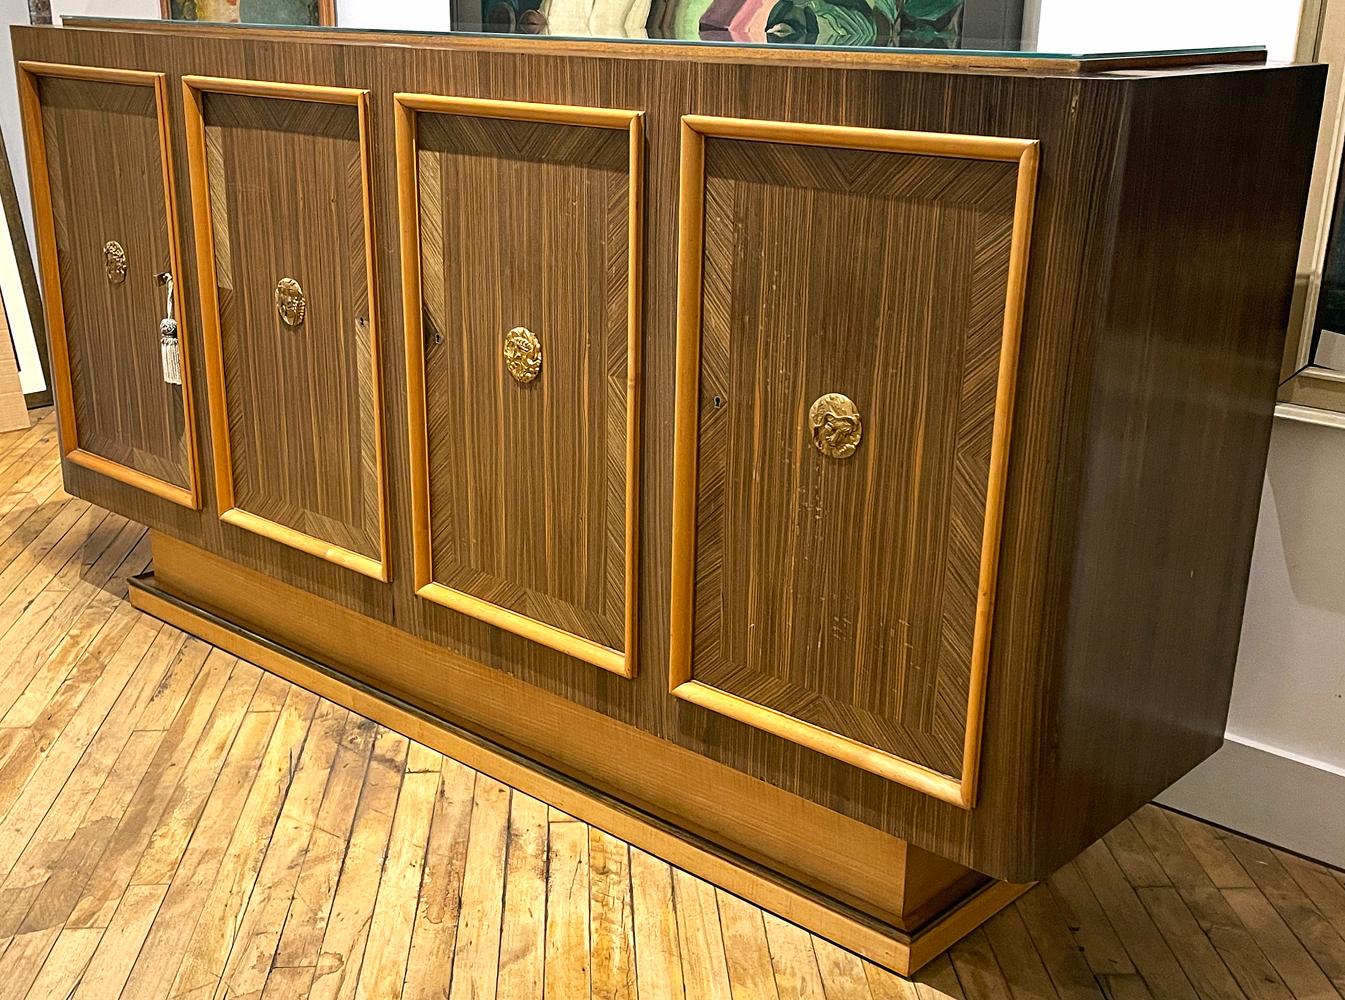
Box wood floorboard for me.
[0,411,1339,998]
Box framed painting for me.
[1279,0,1345,419]
[455,0,967,45]
[160,0,335,24]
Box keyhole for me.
[713,395,723,408]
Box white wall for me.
[0,0,44,392]
[50,0,159,20]
[334,0,452,30]
[1029,0,1302,61]
[0,0,33,266]
[1227,420,1345,767]
[1161,417,1345,867]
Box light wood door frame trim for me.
[395,92,644,678]
[17,60,202,509]
[669,113,1040,810]
[181,74,390,582]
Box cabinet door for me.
[670,116,1038,808]
[19,63,198,507]
[184,78,387,581]
[397,95,642,677]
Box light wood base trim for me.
[67,448,196,508]
[415,581,628,677]
[219,507,387,582]
[673,679,966,807]
[128,566,1029,975]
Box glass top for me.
[71,5,1276,64]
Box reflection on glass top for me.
[74,1,1276,61]
[485,0,975,49]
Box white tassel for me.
[160,318,182,386]
[156,272,182,386]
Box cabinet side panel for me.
[1039,65,1326,874]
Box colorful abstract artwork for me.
[466,0,963,47]
[162,0,334,24]
[751,0,965,46]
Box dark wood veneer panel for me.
[204,92,381,562]
[40,75,190,489]
[1035,65,1328,875]
[417,111,631,652]
[691,138,1019,780]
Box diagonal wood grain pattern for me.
[418,112,632,652]
[204,92,381,562]
[37,75,190,490]
[692,138,1021,780]
[0,411,1341,998]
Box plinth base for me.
[129,533,1029,977]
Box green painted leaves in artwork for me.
[763,0,962,48]
[902,0,963,20]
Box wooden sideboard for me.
[11,18,1325,974]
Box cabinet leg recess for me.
[128,533,1030,977]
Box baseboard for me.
[1157,734,1345,870]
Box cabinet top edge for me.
[19,18,1279,78]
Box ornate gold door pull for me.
[808,393,862,459]
[504,326,542,383]
[103,241,127,284]
[275,277,306,327]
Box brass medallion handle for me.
[503,326,542,384]
[275,277,306,327]
[808,393,862,459]
[103,241,127,285]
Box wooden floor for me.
[0,411,1342,999]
